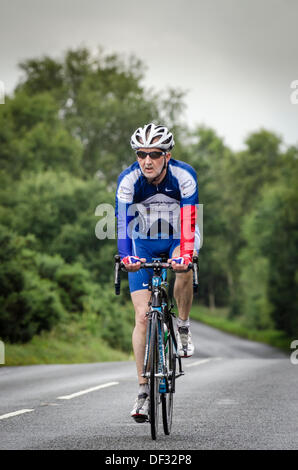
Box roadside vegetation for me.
[190,306,290,352]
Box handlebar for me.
[122,261,193,271]
[114,254,199,295]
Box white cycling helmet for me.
[130,123,175,151]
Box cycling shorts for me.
[128,238,180,293]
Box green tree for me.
[0,91,82,177]
[239,150,298,336]
[187,126,232,308]
[0,226,65,342]
[220,129,284,317]
[16,48,186,178]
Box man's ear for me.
[166,152,171,162]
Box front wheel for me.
[161,328,175,435]
[149,315,160,440]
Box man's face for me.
[137,147,171,181]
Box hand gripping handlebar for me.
[114,254,199,295]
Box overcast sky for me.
[0,0,297,150]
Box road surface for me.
[0,321,297,450]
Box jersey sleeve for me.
[178,165,199,258]
[115,171,136,259]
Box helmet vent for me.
[149,133,163,144]
[145,124,152,139]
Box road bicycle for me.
[114,254,198,440]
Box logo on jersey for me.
[181,179,196,197]
[118,185,133,202]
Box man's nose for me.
[145,155,152,164]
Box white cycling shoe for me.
[131,393,149,423]
[176,326,195,358]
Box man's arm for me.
[180,204,197,260]
[115,170,135,259]
[170,164,198,268]
[115,170,145,270]
[116,201,133,259]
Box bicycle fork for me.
[142,309,184,394]
[142,310,167,390]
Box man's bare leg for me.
[130,245,196,385]
[171,245,193,320]
[131,289,151,385]
[170,245,196,357]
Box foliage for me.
[240,181,298,336]
[0,226,65,342]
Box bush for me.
[0,274,65,343]
[0,226,65,342]
[55,263,91,314]
[100,290,134,353]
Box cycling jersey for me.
[115,158,200,260]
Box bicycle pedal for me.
[175,370,185,377]
[133,416,148,424]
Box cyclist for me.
[115,123,200,423]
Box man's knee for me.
[131,290,150,330]
[134,306,148,330]
[174,270,193,289]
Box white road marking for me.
[0,409,34,420]
[57,381,119,400]
[216,398,238,405]
[185,357,222,368]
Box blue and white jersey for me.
[115,159,199,258]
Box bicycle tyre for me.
[161,325,175,435]
[149,314,159,440]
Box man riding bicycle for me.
[115,123,200,423]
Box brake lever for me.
[192,255,199,292]
[114,255,121,295]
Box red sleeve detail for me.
[180,205,197,258]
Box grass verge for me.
[191,304,291,352]
[2,315,133,366]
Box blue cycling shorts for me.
[128,226,200,293]
[128,238,181,293]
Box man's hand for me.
[122,255,146,272]
[168,255,191,272]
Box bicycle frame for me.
[142,258,184,392]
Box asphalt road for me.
[0,321,297,450]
